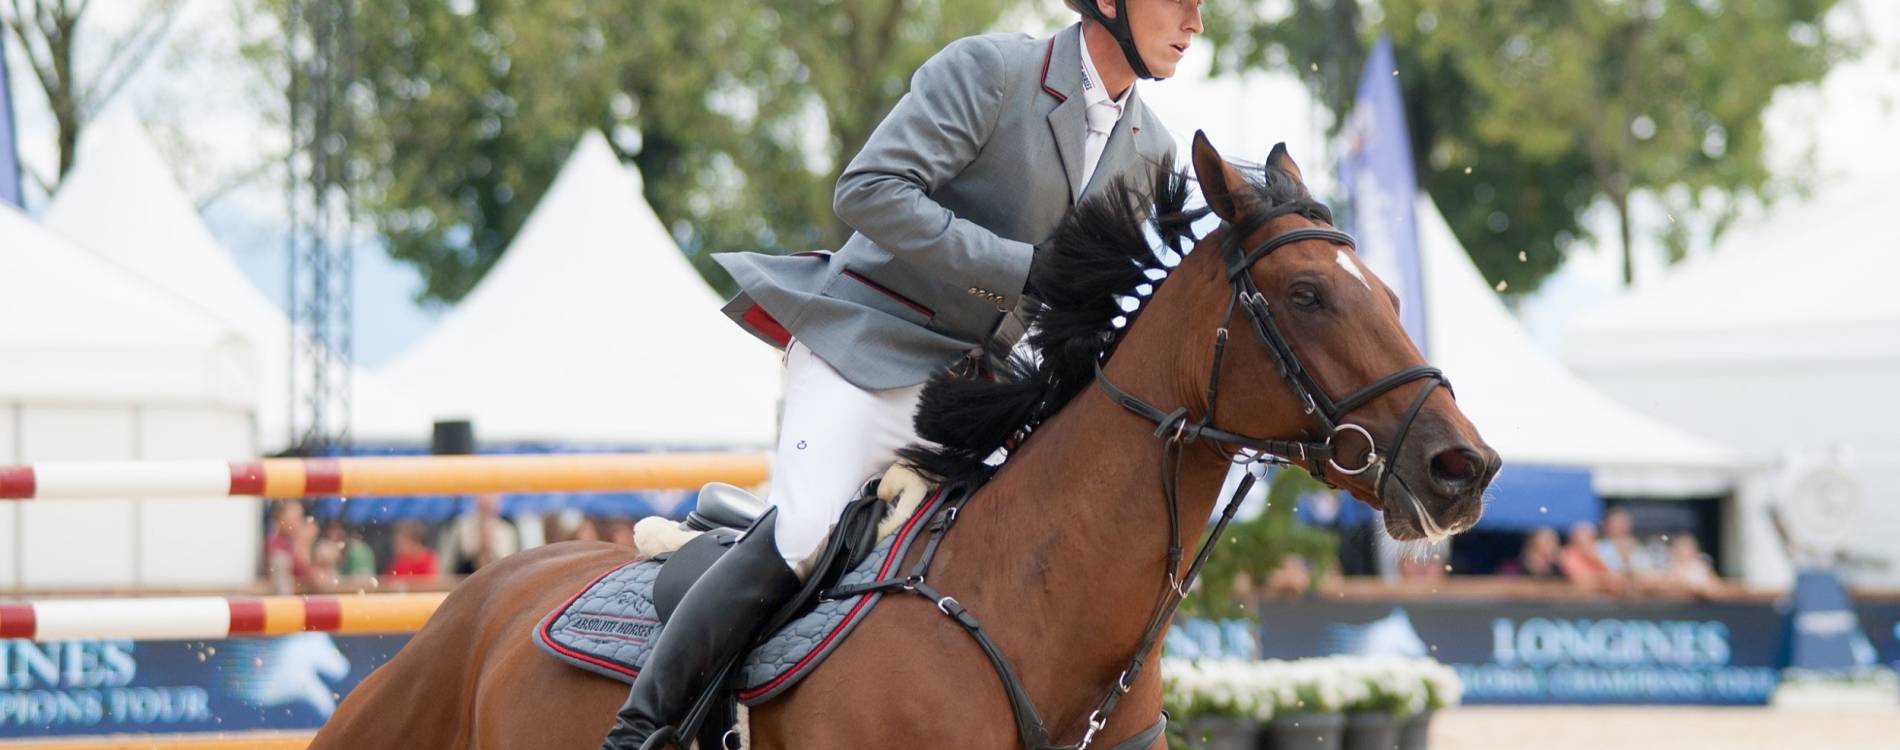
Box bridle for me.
[816,220,1456,750]
[1074,219,1453,743]
[1095,223,1452,496]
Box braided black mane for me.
[898,157,1333,488]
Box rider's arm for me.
[833,36,1035,311]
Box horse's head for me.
[1184,132,1498,541]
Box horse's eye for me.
[1290,285,1322,310]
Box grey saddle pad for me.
[534,491,944,704]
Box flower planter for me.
[1263,712,1343,750]
[1396,710,1433,750]
[1175,715,1262,749]
[1341,712,1400,750]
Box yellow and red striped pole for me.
[0,452,768,500]
[0,593,446,642]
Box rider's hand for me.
[1024,239,1052,299]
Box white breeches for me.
[767,341,926,568]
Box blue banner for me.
[1238,600,1783,705]
[0,634,410,738]
[1,29,23,207]
[310,444,699,523]
[1338,35,1427,353]
[1782,570,1882,670]
[1473,464,1600,531]
[1856,601,1900,670]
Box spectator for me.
[1664,534,1721,597]
[1597,508,1658,584]
[323,520,378,580]
[606,519,637,547]
[1397,542,1449,585]
[1264,555,1313,599]
[264,501,313,594]
[1498,527,1564,579]
[440,493,519,575]
[309,531,342,591]
[547,508,603,544]
[386,521,439,581]
[1559,521,1624,594]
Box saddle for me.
[535,473,945,728]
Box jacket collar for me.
[1045,24,1145,202]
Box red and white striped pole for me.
[0,592,446,642]
[0,452,768,500]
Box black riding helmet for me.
[1072,0,1157,80]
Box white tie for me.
[1080,102,1120,197]
[1086,101,1119,138]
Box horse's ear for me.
[1266,142,1304,184]
[1191,130,1250,224]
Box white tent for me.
[1565,173,1900,585]
[384,132,780,447]
[1417,197,1742,497]
[1,202,258,590]
[43,113,435,451]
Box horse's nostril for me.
[1430,448,1482,489]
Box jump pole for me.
[0,593,447,643]
[0,453,769,501]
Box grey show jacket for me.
[716,23,1175,390]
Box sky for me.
[3,0,1897,367]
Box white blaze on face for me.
[1336,249,1372,291]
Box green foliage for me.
[1204,0,1855,291]
[243,0,1018,304]
[1181,467,1339,619]
[3,0,185,186]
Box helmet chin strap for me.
[1079,0,1158,81]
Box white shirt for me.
[1077,38,1132,199]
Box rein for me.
[821,223,1452,750]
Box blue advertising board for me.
[1,633,409,738]
[1856,601,1900,670]
[1176,600,1786,705]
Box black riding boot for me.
[599,509,801,750]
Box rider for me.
[600,2,1204,747]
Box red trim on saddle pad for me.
[741,305,793,349]
[538,561,648,680]
[1040,39,1067,103]
[537,489,949,693]
[841,270,934,318]
[736,489,946,702]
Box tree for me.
[2,0,183,187]
[243,0,1017,305]
[1181,467,1338,620]
[1205,0,1853,291]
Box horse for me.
[309,132,1497,749]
